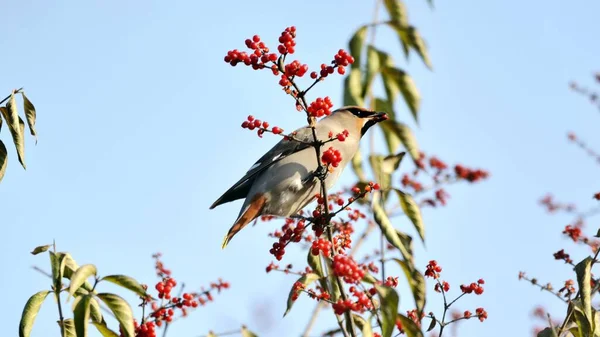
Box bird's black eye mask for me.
[348,107,378,119]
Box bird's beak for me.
[369,112,389,122]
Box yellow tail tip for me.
[221,235,230,249]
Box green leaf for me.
[394,259,425,314]
[568,327,583,337]
[351,148,367,182]
[30,244,51,255]
[372,198,412,262]
[362,272,378,284]
[101,275,148,298]
[396,189,425,243]
[381,66,401,107]
[21,92,37,142]
[63,318,76,337]
[384,0,408,26]
[363,47,395,99]
[405,26,433,70]
[385,18,410,58]
[97,293,135,337]
[394,232,414,261]
[396,313,425,337]
[55,253,94,292]
[348,26,368,69]
[374,99,402,154]
[369,154,387,190]
[382,152,406,175]
[375,285,399,337]
[1,96,26,168]
[383,67,421,123]
[329,263,342,302]
[241,326,259,337]
[426,317,436,332]
[0,140,7,183]
[284,273,320,316]
[92,322,120,337]
[90,297,103,323]
[73,295,92,337]
[49,251,66,293]
[392,122,419,162]
[344,68,364,107]
[352,315,373,337]
[362,46,381,98]
[19,290,51,337]
[69,264,97,297]
[575,257,593,330]
[307,250,329,296]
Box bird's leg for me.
[302,165,329,185]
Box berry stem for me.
[435,278,449,337]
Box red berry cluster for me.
[331,289,372,315]
[429,156,448,171]
[553,249,573,264]
[328,129,350,142]
[332,233,352,252]
[433,188,450,206]
[563,224,583,242]
[310,237,332,256]
[155,278,177,300]
[269,220,306,260]
[558,279,576,297]
[332,254,365,283]
[401,174,424,192]
[241,115,284,138]
[291,281,305,301]
[595,192,600,200]
[277,26,297,54]
[475,307,488,322]
[284,60,309,78]
[307,96,334,118]
[332,49,355,73]
[321,147,342,167]
[434,281,450,293]
[406,309,424,327]
[134,320,156,337]
[454,164,489,183]
[224,34,279,69]
[306,286,331,302]
[460,279,485,295]
[383,276,399,288]
[424,260,442,279]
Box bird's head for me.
[333,106,389,137]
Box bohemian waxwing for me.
[210,106,388,248]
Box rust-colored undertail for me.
[221,194,267,249]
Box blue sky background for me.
[2,1,600,336]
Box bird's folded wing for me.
[209,127,315,209]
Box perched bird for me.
[210,106,388,248]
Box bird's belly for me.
[263,177,319,216]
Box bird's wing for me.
[209,127,315,209]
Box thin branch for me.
[0,87,23,105]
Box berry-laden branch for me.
[423,260,487,337]
[224,26,361,337]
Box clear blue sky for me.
[2,1,600,336]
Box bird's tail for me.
[221,194,266,249]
